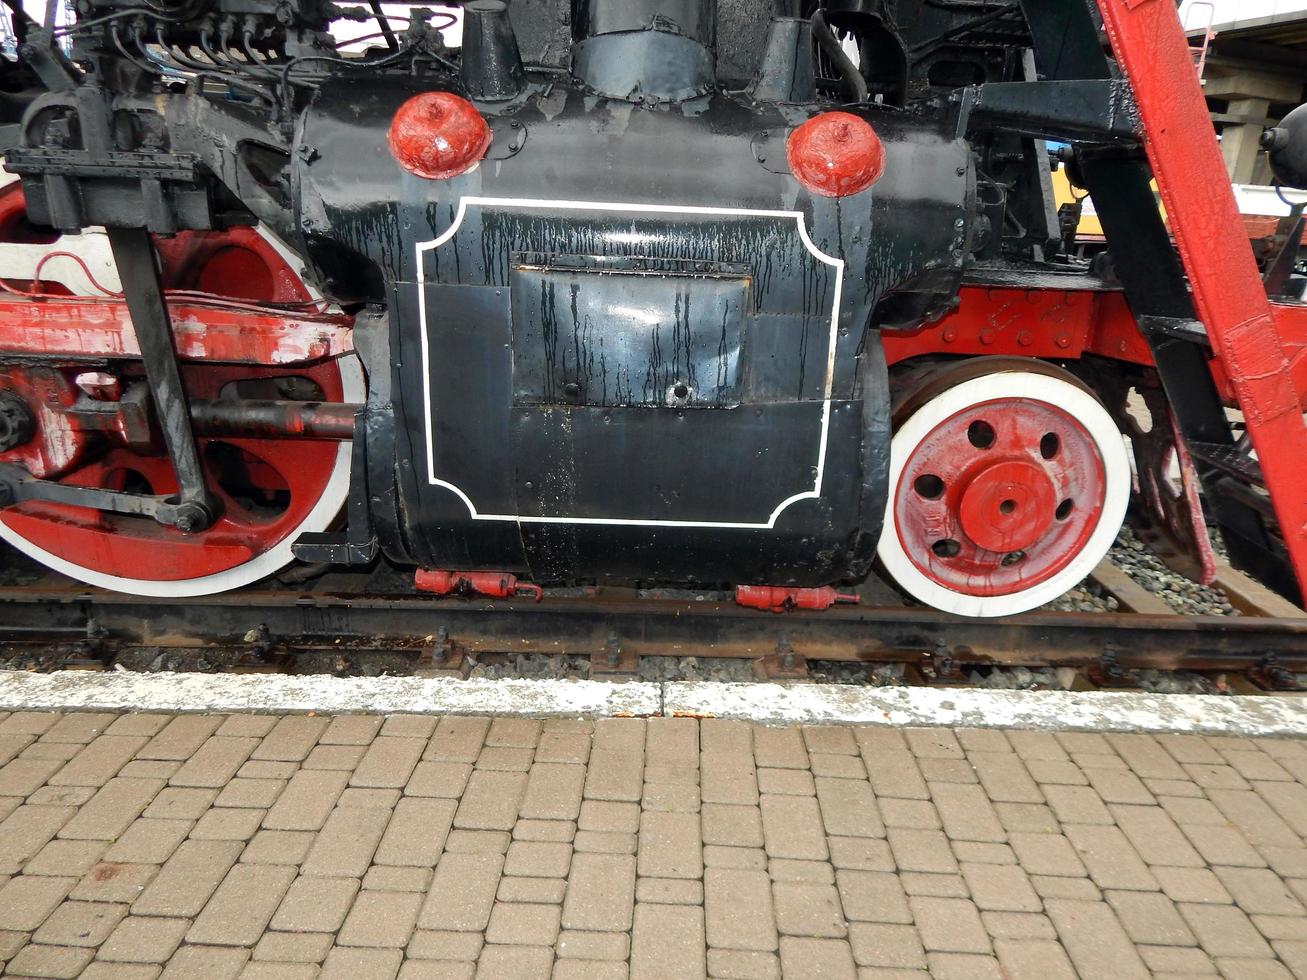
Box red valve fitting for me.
[734,585,860,614]
[415,569,544,602]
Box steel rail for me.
[0,583,1305,674]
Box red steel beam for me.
[1095,0,1307,597]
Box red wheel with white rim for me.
[0,185,361,597]
[878,360,1131,618]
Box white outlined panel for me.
[415,197,845,529]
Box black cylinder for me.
[748,17,816,103]
[571,0,717,102]
[1264,104,1307,190]
[575,0,716,48]
[461,0,525,102]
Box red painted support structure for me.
[1095,0,1307,598]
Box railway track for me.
[0,551,1305,695]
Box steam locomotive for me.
[0,0,1302,618]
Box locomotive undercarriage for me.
[0,0,1302,618]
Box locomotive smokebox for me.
[572,0,718,102]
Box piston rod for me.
[188,401,361,440]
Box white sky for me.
[1181,0,1307,30]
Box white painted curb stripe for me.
[0,672,660,719]
[665,683,1307,738]
[0,672,1304,738]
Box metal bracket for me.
[0,462,198,526]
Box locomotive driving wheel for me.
[878,358,1131,618]
[0,183,362,597]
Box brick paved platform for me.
[0,713,1303,978]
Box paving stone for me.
[320,715,384,746]
[157,944,249,979]
[887,828,958,874]
[143,788,217,821]
[1159,794,1226,826]
[214,716,276,738]
[59,778,167,842]
[249,717,326,763]
[704,844,766,869]
[1063,824,1158,891]
[28,784,95,806]
[1029,874,1100,902]
[420,852,504,931]
[918,759,978,784]
[407,928,485,961]
[631,902,706,979]
[773,880,847,938]
[995,802,1060,835]
[1104,888,1196,946]
[300,804,390,877]
[338,787,400,808]
[213,778,284,810]
[756,768,815,798]
[405,761,473,799]
[349,736,426,789]
[1137,944,1219,974]
[1154,865,1234,904]
[846,922,924,969]
[319,947,402,980]
[513,818,574,842]
[558,851,635,933]
[778,936,856,980]
[186,863,295,946]
[5,942,95,978]
[132,840,242,917]
[139,717,224,762]
[99,916,190,962]
[1214,957,1294,979]
[381,715,438,739]
[71,861,155,904]
[814,777,882,839]
[32,898,127,947]
[836,870,911,924]
[475,746,533,772]
[453,770,526,831]
[0,874,74,930]
[636,876,702,905]
[240,829,314,866]
[969,753,1042,804]
[485,901,561,947]
[49,736,148,788]
[26,838,106,877]
[338,889,423,947]
[397,963,476,980]
[827,837,894,873]
[1041,784,1113,826]
[859,748,930,802]
[760,794,827,860]
[43,713,117,744]
[1183,763,1251,791]
[770,859,835,884]
[803,726,858,756]
[700,719,751,755]
[476,944,554,979]
[1215,866,1305,915]
[981,911,1057,940]
[260,770,348,832]
[365,865,432,893]
[900,871,968,898]
[908,896,989,954]
[504,839,571,878]
[753,727,809,770]
[375,797,456,867]
[236,761,294,780]
[189,807,265,841]
[637,810,701,879]
[520,763,584,820]
[267,875,359,932]
[301,743,366,771]
[993,938,1077,980]
[705,949,780,980]
[930,783,1004,843]
[959,862,1039,912]
[957,728,1013,755]
[704,867,777,951]
[1206,788,1301,850]
[498,875,566,903]
[1110,803,1205,868]
[1179,902,1274,958]
[699,802,762,848]
[1008,832,1085,878]
[442,829,510,854]
[928,951,1003,979]
[1184,823,1268,868]
[0,804,77,873]
[1044,898,1149,980]
[583,749,643,803]
[1106,734,1185,780]
[701,751,758,805]
[878,799,939,831]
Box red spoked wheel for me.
[878,359,1131,618]
[0,184,362,597]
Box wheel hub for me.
[957,458,1057,554]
